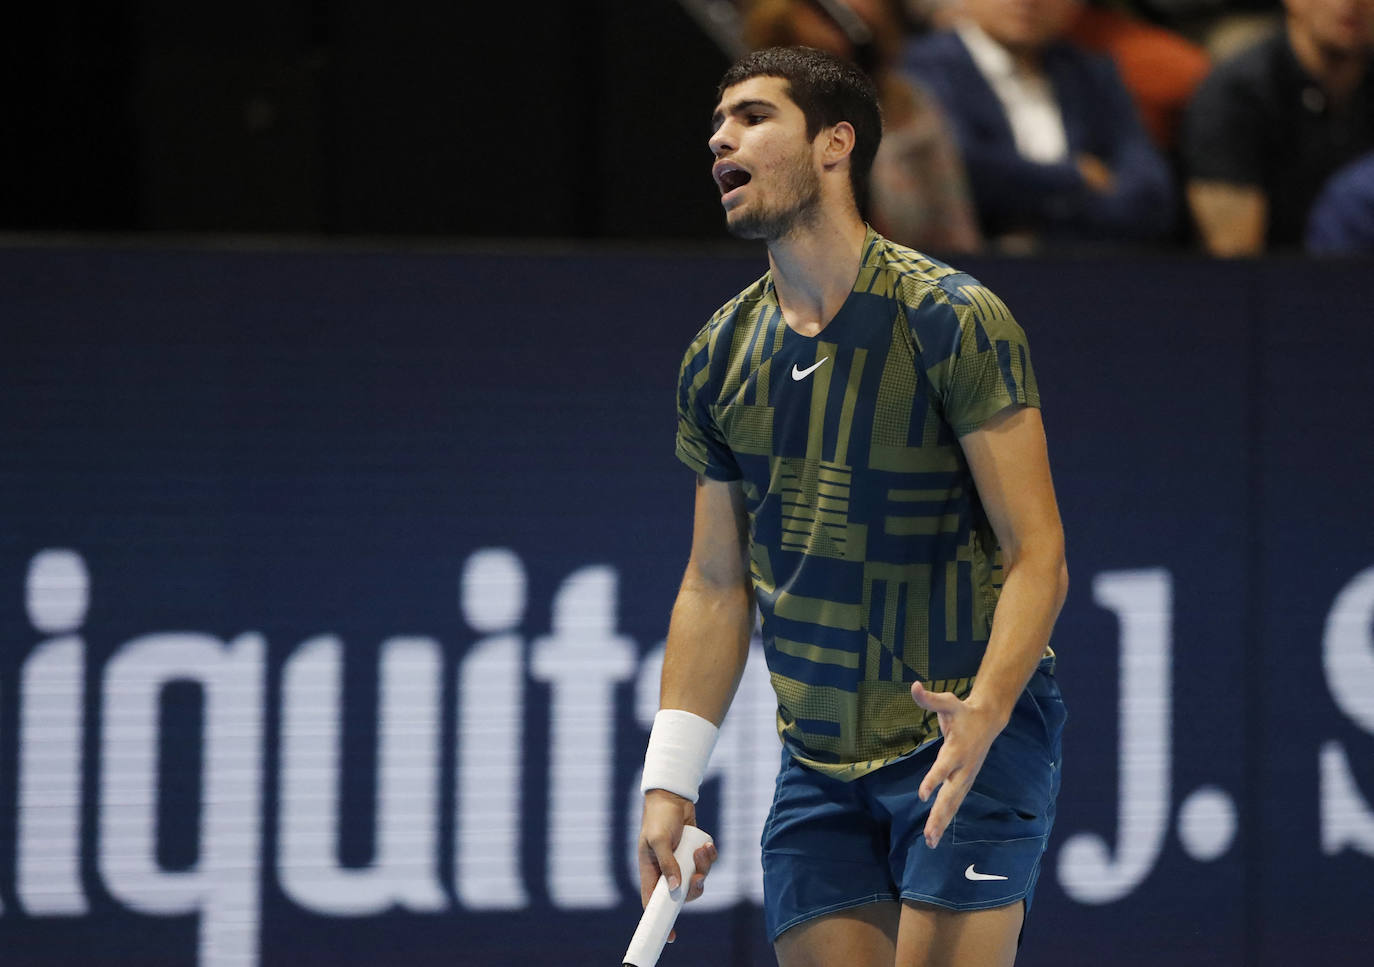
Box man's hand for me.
[637,790,718,941]
[910,682,1008,849]
[1076,154,1116,195]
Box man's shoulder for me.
[1217,29,1288,77]
[867,234,987,314]
[709,271,771,323]
[682,271,772,359]
[905,28,964,57]
[862,236,1024,360]
[1196,30,1288,105]
[902,28,970,74]
[1043,38,1126,88]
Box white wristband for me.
[640,708,720,803]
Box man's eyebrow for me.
[710,98,779,130]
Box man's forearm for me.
[965,549,1069,727]
[659,579,755,726]
[1187,180,1266,257]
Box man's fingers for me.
[693,841,718,881]
[919,764,942,802]
[919,745,958,801]
[650,834,715,943]
[638,791,699,910]
[637,843,663,907]
[911,679,1000,850]
[923,779,969,848]
[922,783,953,847]
[924,807,949,849]
[657,844,683,892]
[685,841,718,902]
[911,680,960,712]
[657,842,683,945]
[638,833,683,907]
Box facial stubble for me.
[725,142,824,242]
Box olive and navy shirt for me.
[675,228,1039,780]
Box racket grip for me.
[622,825,713,967]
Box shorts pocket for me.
[1025,667,1067,769]
[951,673,1062,843]
[951,788,1046,845]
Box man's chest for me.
[710,313,955,487]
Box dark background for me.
[2,1,732,239]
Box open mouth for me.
[714,163,752,197]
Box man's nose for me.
[709,124,735,158]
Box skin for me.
[638,74,1069,966]
[1285,0,1374,73]
[1190,0,1374,256]
[1187,181,1268,257]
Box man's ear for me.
[819,121,857,170]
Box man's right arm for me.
[1181,58,1268,257]
[1187,180,1267,256]
[637,474,754,909]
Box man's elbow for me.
[1036,542,1069,611]
[681,560,753,598]
[1006,538,1068,608]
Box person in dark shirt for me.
[1182,0,1374,255]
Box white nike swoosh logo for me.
[791,357,830,381]
[964,865,1009,882]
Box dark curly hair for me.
[718,46,883,215]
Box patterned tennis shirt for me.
[675,228,1040,779]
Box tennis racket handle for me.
[622,825,713,967]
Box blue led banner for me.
[0,246,1371,966]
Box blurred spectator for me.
[902,0,1176,251]
[743,0,983,252]
[1182,0,1374,256]
[1306,149,1374,253]
[1066,2,1211,151]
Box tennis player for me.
[636,46,1068,966]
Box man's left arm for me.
[911,403,1069,847]
[1080,56,1176,240]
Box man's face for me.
[709,76,823,242]
[1285,0,1374,55]
[963,0,1083,56]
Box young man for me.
[636,47,1068,967]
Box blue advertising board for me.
[0,244,1371,966]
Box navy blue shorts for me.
[760,659,1066,941]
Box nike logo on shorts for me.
[791,357,829,381]
[964,864,1009,881]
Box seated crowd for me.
[738,0,1374,255]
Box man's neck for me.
[1289,21,1369,100]
[765,210,868,338]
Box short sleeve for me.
[1182,59,1268,186]
[911,280,1040,437]
[674,330,742,480]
